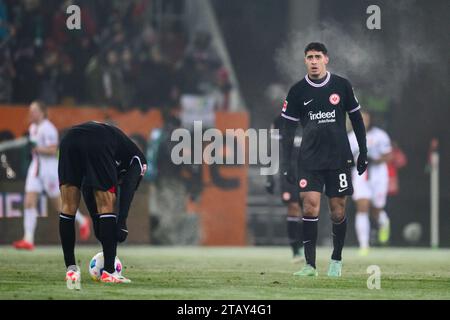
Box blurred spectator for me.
[145,111,200,245]
[175,30,231,112]
[121,46,137,108]
[0,0,9,42]
[0,48,15,102]
[51,0,96,47]
[59,55,78,105]
[1,0,230,112]
[126,0,152,34]
[14,0,46,49]
[184,30,222,70]
[102,49,126,110]
[10,37,37,103]
[176,31,222,96]
[35,49,60,105]
[135,46,175,111]
[387,141,407,196]
[159,20,187,67]
[85,54,104,105]
[215,66,232,111]
[0,130,18,180]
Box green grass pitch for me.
[0,246,449,300]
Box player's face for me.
[29,103,44,124]
[304,50,329,79]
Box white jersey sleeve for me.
[377,129,392,156]
[40,120,59,147]
[367,127,392,161]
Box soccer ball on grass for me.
[89,252,123,281]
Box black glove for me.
[282,164,296,185]
[116,218,128,243]
[357,152,369,175]
[265,176,275,194]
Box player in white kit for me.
[348,111,392,256]
[12,101,91,250]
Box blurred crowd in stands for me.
[0,0,231,111]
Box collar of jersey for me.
[305,71,331,88]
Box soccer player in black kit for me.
[58,121,147,287]
[280,43,368,277]
[266,114,304,263]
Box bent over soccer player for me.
[280,42,368,277]
[58,121,147,288]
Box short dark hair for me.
[304,42,328,56]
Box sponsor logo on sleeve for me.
[282,100,288,112]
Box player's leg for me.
[94,189,129,283]
[325,168,353,277]
[59,185,81,262]
[58,132,83,289]
[293,191,321,276]
[13,165,43,250]
[48,185,91,242]
[94,189,130,283]
[351,169,371,255]
[282,180,304,262]
[59,184,82,290]
[371,205,389,245]
[43,168,91,240]
[23,191,39,244]
[286,201,303,263]
[327,196,347,277]
[75,210,91,241]
[377,208,390,244]
[13,191,39,250]
[81,185,100,241]
[355,199,371,255]
[370,174,390,245]
[293,168,324,276]
[82,137,131,283]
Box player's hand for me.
[116,218,128,243]
[282,165,296,185]
[357,152,369,175]
[265,176,275,194]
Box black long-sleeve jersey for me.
[69,121,147,172]
[281,72,364,170]
[271,115,302,170]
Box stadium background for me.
[0,0,448,248]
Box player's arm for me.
[370,132,393,165]
[344,80,368,175]
[35,127,59,156]
[116,159,146,242]
[280,88,300,184]
[371,152,392,165]
[81,185,100,241]
[348,111,367,154]
[34,144,58,156]
[265,123,278,194]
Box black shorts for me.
[297,167,353,198]
[280,176,300,204]
[58,129,117,191]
